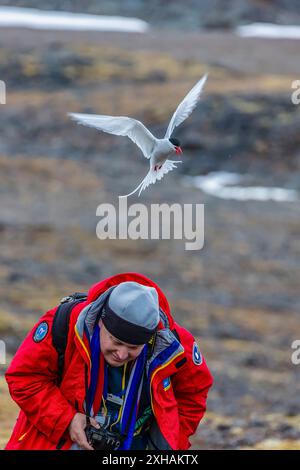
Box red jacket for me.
[5,272,213,450]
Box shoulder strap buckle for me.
[60,292,87,304]
[60,295,73,304]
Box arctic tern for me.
[69,74,207,197]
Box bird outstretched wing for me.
[164,74,208,139]
[119,159,182,197]
[69,113,156,159]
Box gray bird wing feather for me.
[164,74,207,139]
[120,159,182,197]
[69,113,156,159]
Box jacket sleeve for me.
[171,323,213,449]
[5,307,77,445]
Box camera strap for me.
[85,323,148,450]
[85,324,105,417]
[119,344,148,449]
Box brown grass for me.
[0,375,18,449]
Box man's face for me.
[99,320,145,367]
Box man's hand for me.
[68,413,100,450]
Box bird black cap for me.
[169,137,181,147]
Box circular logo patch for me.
[33,322,49,343]
[192,342,202,366]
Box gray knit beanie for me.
[101,281,160,345]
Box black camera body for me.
[85,424,122,450]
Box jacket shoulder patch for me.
[162,377,171,391]
[192,342,202,365]
[33,321,49,343]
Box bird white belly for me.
[151,141,172,166]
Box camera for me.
[85,423,122,450]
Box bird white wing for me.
[164,74,208,139]
[69,113,156,159]
[119,159,182,197]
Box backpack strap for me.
[52,292,87,385]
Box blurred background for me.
[0,0,300,450]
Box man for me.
[5,272,213,450]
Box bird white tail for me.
[119,160,182,198]
[119,167,159,198]
[119,177,145,198]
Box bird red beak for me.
[175,146,183,155]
